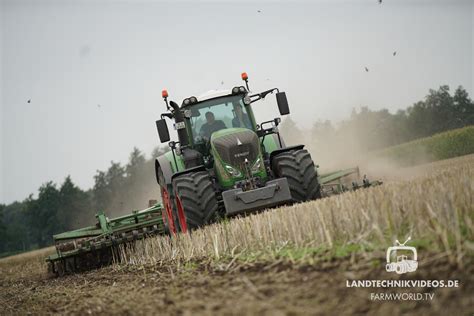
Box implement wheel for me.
[272,149,321,202]
[172,171,219,231]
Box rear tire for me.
[172,171,219,230]
[272,149,321,202]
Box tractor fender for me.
[269,144,305,164]
[171,165,206,181]
[155,156,174,186]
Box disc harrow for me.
[46,201,165,276]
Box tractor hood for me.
[211,128,259,167]
[210,128,267,188]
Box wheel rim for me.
[175,194,188,233]
[161,187,177,235]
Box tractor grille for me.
[212,130,259,167]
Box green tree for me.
[0,205,6,252]
[2,201,30,252]
[453,86,474,127]
[25,182,61,248]
[105,162,126,213]
[105,162,126,196]
[126,148,146,180]
[124,148,147,209]
[57,176,92,230]
[92,161,126,216]
[424,85,454,134]
[92,170,108,212]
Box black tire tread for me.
[272,149,321,202]
[172,171,219,230]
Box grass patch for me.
[376,125,474,167]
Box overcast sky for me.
[0,0,473,204]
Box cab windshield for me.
[187,95,252,143]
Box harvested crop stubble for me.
[120,156,474,267]
[0,247,53,282]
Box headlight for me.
[251,158,261,173]
[225,165,242,177]
[183,98,191,105]
[239,86,245,92]
[232,87,239,94]
[190,96,197,103]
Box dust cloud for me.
[279,120,432,183]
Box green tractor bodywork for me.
[158,127,279,188]
[211,128,268,188]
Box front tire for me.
[172,171,219,231]
[272,149,321,202]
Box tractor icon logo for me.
[385,237,418,274]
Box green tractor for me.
[155,72,321,234]
[45,72,381,275]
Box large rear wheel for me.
[172,171,219,231]
[272,149,321,202]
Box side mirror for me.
[156,119,170,143]
[276,92,290,115]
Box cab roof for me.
[180,87,247,108]
[196,89,233,102]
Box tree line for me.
[280,85,474,169]
[0,147,167,255]
[1,85,473,256]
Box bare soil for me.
[1,250,472,315]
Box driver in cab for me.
[232,103,252,129]
[200,111,226,140]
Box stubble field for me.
[1,154,473,315]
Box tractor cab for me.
[182,90,257,146]
[155,73,290,185]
